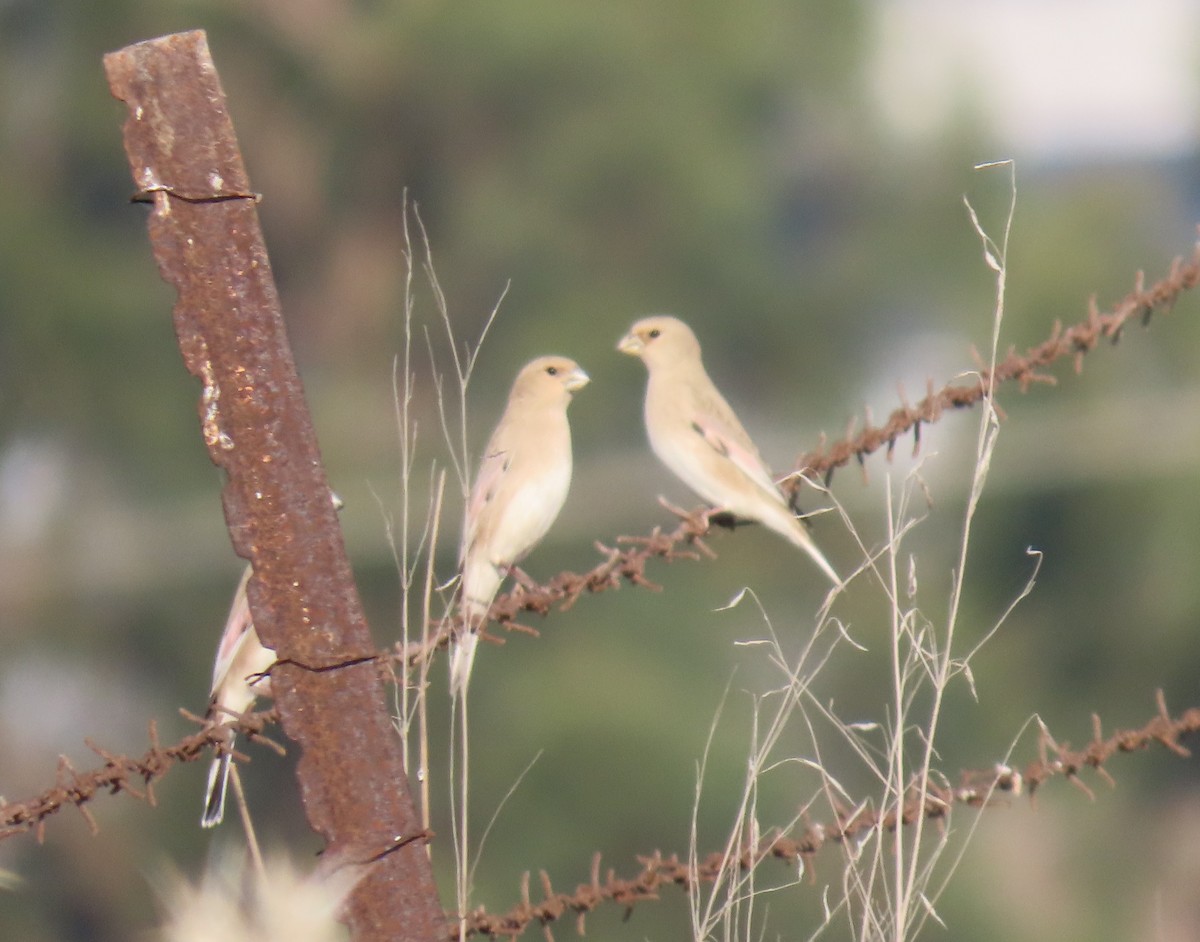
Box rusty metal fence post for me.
[103,31,443,941]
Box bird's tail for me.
[775,509,841,586]
[449,630,479,699]
[200,750,232,828]
[453,564,499,698]
[798,535,841,587]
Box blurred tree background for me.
[2,1,1199,940]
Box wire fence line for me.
[0,708,281,842]
[8,26,1200,942]
[790,241,1200,488]
[10,216,1192,935]
[3,690,1196,940]
[456,691,1200,940]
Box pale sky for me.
[870,0,1200,160]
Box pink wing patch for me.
[210,568,254,691]
[689,412,783,501]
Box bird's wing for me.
[211,566,254,692]
[461,444,510,564]
[687,399,785,503]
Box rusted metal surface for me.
[103,31,443,941]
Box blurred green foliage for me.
[2,2,1199,941]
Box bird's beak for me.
[617,332,642,356]
[565,367,590,393]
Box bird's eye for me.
[648,328,661,339]
[546,365,558,376]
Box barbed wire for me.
[5,681,1196,941]
[451,690,1200,940]
[790,239,1200,489]
[391,510,718,671]
[0,708,281,842]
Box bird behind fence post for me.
[200,565,271,828]
[200,492,345,828]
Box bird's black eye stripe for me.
[546,365,558,375]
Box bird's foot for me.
[654,497,723,558]
[505,564,541,592]
[655,495,714,528]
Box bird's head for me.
[617,315,702,370]
[511,356,590,405]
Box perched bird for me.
[617,315,839,584]
[200,565,270,828]
[201,493,344,828]
[453,356,590,697]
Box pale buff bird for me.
[618,315,839,584]
[201,493,344,828]
[453,356,590,697]
[200,565,271,828]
